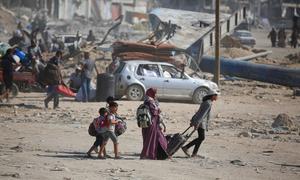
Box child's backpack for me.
[115,118,127,136]
[136,104,152,128]
[88,121,97,136]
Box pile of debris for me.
[221,47,254,59]
[285,52,300,64]
[272,113,296,131]
[221,35,242,48]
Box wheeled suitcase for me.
[166,127,195,156]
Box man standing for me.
[291,28,298,48]
[80,52,99,102]
[268,28,277,47]
[0,49,16,102]
[44,51,63,109]
[278,28,286,48]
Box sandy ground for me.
[0,29,300,180]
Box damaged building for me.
[0,0,150,23]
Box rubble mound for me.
[221,47,254,59]
[221,35,242,48]
[272,113,294,129]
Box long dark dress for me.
[140,97,168,160]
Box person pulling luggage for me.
[181,90,219,158]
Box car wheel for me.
[0,83,19,98]
[11,83,19,98]
[192,87,209,104]
[126,85,144,101]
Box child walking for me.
[98,102,122,159]
[86,107,108,157]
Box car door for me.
[135,64,164,97]
[161,65,191,99]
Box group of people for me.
[87,97,122,159]
[43,51,99,109]
[268,27,299,48]
[86,88,219,160]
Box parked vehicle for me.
[111,60,219,103]
[231,30,256,47]
[55,34,82,54]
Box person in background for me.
[86,30,96,43]
[278,28,286,48]
[27,40,43,73]
[0,49,17,102]
[182,90,219,158]
[80,52,99,102]
[140,88,169,160]
[268,28,277,47]
[49,50,62,65]
[291,28,298,48]
[68,66,82,92]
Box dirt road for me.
[0,81,299,180]
[0,27,300,180]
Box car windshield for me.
[237,32,251,37]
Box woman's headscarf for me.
[146,88,157,99]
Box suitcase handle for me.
[181,126,191,135]
[181,126,196,138]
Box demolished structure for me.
[112,7,300,88]
[113,7,247,67]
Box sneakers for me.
[181,147,191,157]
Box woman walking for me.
[140,88,168,160]
[182,90,219,158]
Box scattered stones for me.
[1,172,20,178]
[238,131,252,138]
[10,145,23,152]
[272,113,295,130]
[230,160,247,166]
[250,128,268,135]
[50,166,70,172]
[274,99,280,103]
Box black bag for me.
[166,127,195,156]
[88,122,97,136]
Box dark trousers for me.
[44,85,59,108]
[183,127,205,155]
[271,40,276,47]
[93,134,103,147]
